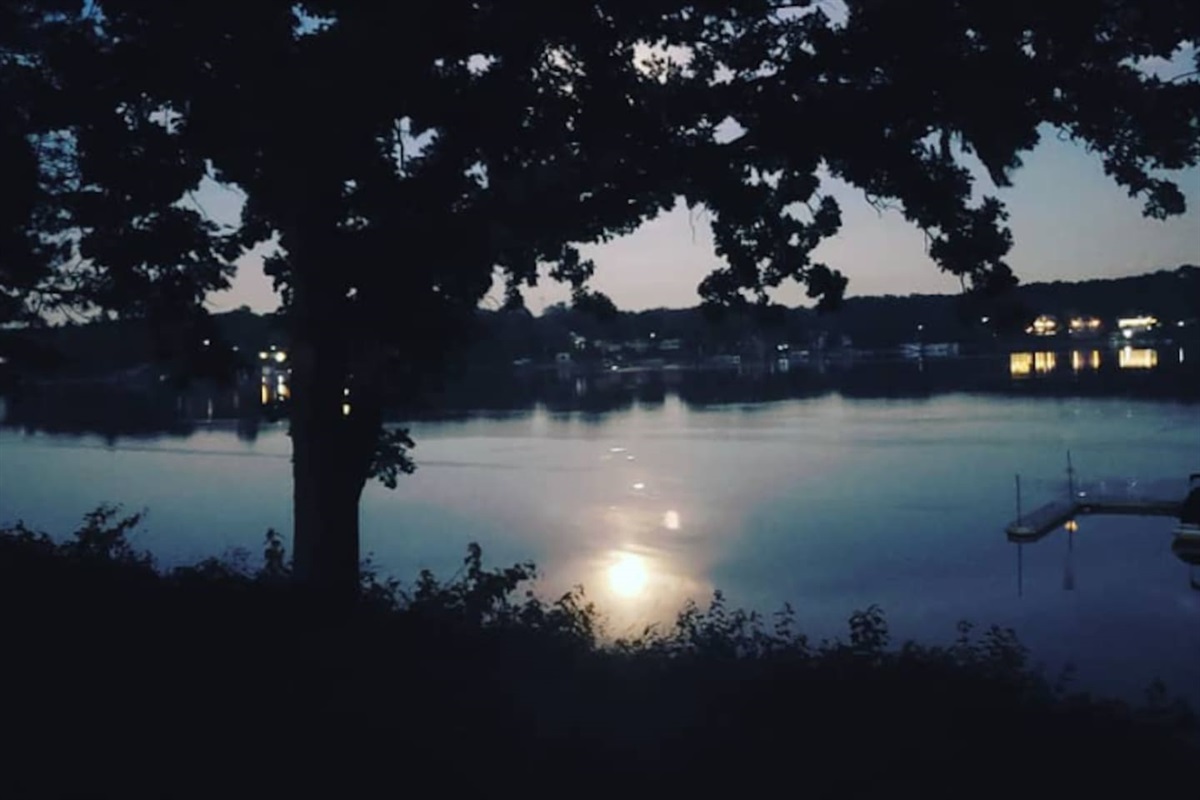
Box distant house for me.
[1026,314,1059,336]
[1116,313,1159,340]
[1068,315,1103,337]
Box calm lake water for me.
[2,376,1199,703]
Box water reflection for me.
[1009,352,1057,377]
[607,551,650,598]
[1063,519,1076,591]
[1070,350,1102,372]
[1118,347,1157,370]
[3,346,1197,440]
[1004,346,1186,388]
[236,416,260,443]
[1013,506,1198,595]
[583,545,711,628]
[564,444,713,626]
[259,348,291,406]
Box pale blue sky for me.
[206,132,1199,314]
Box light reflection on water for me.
[606,551,650,598]
[1070,350,1102,372]
[558,481,712,630]
[1118,346,1158,370]
[1,392,1198,702]
[1012,347,1170,376]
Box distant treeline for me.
[2,265,1197,385]
[448,264,1200,368]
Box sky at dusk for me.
[206,133,1199,317]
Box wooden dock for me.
[1006,489,1184,541]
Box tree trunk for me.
[283,212,383,604]
[290,332,366,603]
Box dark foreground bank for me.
[1,508,1195,799]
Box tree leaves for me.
[7,1,1196,324]
[368,427,416,491]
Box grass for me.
[1,506,1196,799]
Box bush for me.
[0,508,1195,798]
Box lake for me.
[2,357,1198,704]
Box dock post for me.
[1015,474,1023,526]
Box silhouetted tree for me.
[1,2,87,322]
[3,1,1197,597]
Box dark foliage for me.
[1,509,1195,798]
